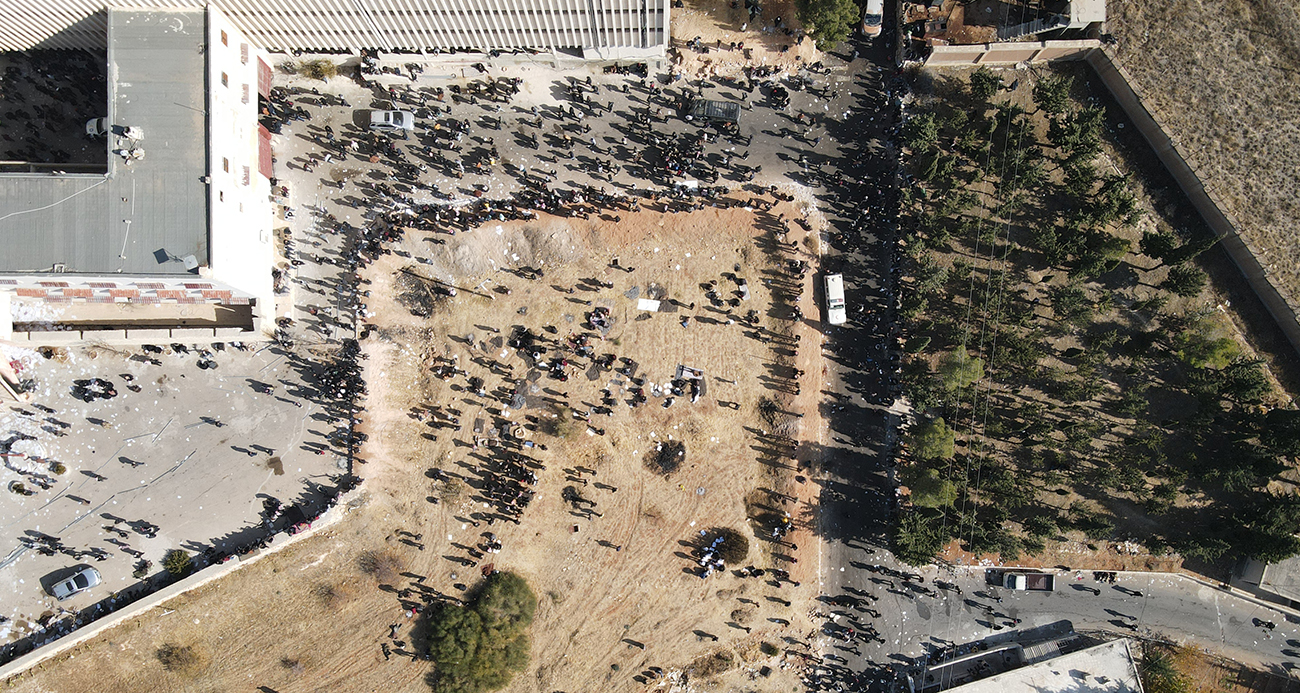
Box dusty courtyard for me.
[3,196,834,693]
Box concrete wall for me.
[0,491,365,682]
[924,39,1098,66]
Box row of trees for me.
[892,66,1300,567]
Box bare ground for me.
[3,198,833,693]
[1109,0,1300,314]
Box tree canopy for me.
[424,571,537,693]
[909,417,956,460]
[937,350,984,390]
[794,0,859,50]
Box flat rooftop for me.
[0,8,208,275]
[951,640,1143,693]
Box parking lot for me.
[0,342,344,643]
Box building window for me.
[221,72,228,87]
[240,43,249,64]
[221,30,228,46]
[243,166,251,186]
[242,83,250,104]
[222,157,229,172]
[219,190,224,202]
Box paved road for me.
[806,12,1300,692]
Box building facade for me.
[0,0,669,60]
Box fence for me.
[924,42,1300,354]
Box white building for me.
[0,0,669,61]
[0,6,274,344]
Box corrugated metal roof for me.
[0,7,208,275]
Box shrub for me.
[423,571,537,693]
[299,59,338,81]
[162,549,193,577]
[358,550,405,584]
[157,643,209,675]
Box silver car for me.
[48,566,101,601]
[369,110,415,134]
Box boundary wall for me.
[924,42,1300,354]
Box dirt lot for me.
[1109,0,1300,316]
[3,199,833,693]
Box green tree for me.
[901,112,939,152]
[1262,408,1300,457]
[1219,358,1271,404]
[904,467,958,508]
[938,350,985,390]
[1140,228,1179,265]
[1163,263,1208,298]
[909,417,956,460]
[794,0,860,50]
[968,67,1002,102]
[1049,284,1093,326]
[424,571,537,693]
[1031,73,1073,116]
[894,508,949,565]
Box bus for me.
[824,274,847,325]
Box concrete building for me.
[913,636,1143,693]
[0,0,669,61]
[0,6,274,344]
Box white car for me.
[85,117,108,137]
[48,566,101,601]
[369,110,415,135]
[861,0,883,37]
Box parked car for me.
[48,566,101,600]
[369,110,415,135]
[85,117,108,137]
[861,0,884,37]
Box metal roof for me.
[0,7,208,275]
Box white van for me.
[824,274,847,325]
[861,0,884,38]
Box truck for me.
[685,98,741,128]
[824,274,847,325]
[1003,571,1055,591]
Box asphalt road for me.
[807,14,1300,693]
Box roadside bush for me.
[162,549,193,577]
[423,571,537,693]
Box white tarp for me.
[637,299,661,312]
